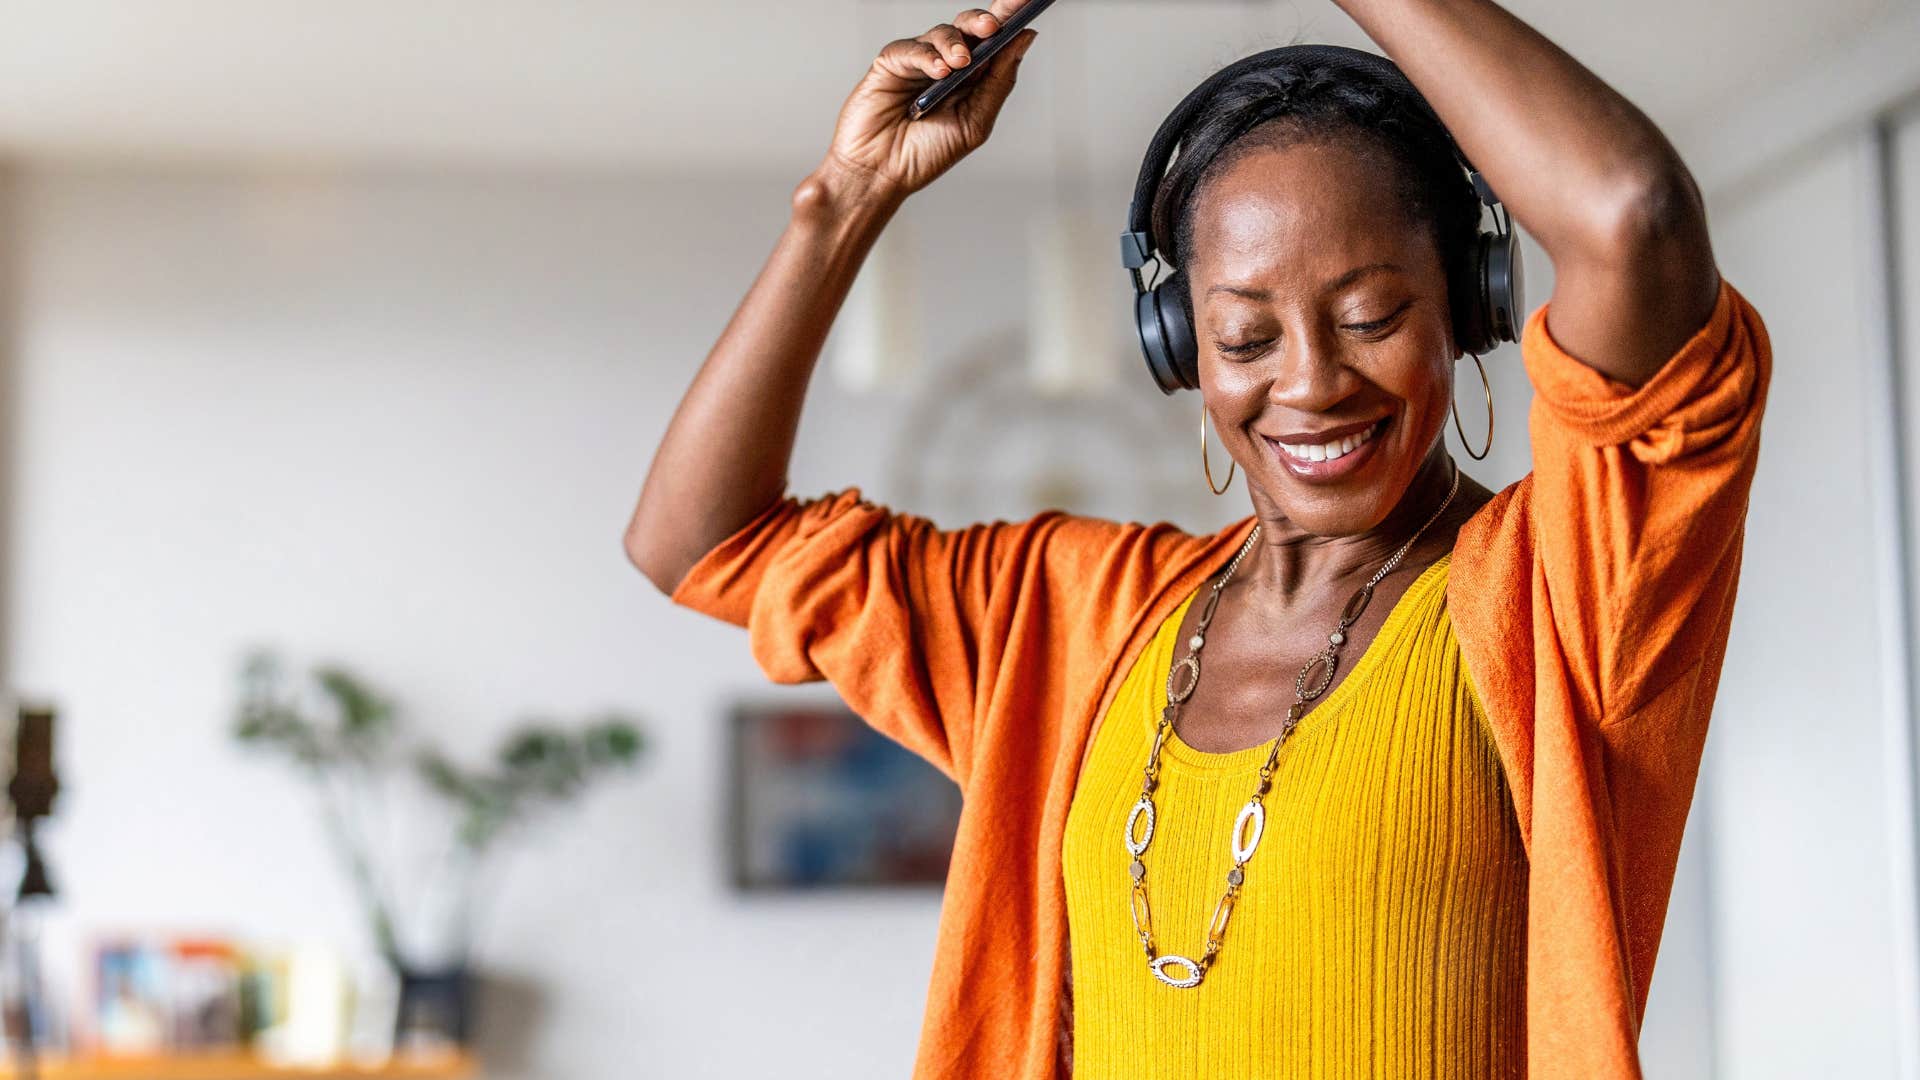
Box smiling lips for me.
[1262,416,1391,481]
[1272,416,1387,462]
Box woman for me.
[627,1,1769,1076]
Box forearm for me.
[626,159,908,595]
[1334,0,1719,385]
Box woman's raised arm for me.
[1332,0,1720,387]
[624,8,1039,595]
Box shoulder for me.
[1441,470,1538,653]
[998,507,1234,588]
[1396,467,1524,583]
[1454,471,1534,562]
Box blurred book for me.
[94,941,167,1056]
[166,940,241,1051]
[90,936,389,1069]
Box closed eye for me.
[1342,300,1414,337]
[1215,339,1269,356]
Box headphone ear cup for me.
[1160,270,1201,390]
[1485,228,1523,345]
[1136,268,1201,393]
[1453,228,1525,358]
[1450,234,1493,359]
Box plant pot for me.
[392,963,472,1054]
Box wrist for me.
[794,155,909,225]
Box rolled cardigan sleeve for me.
[1521,276,1771,721]
[667,486,1140,789]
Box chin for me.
[1278,489,1402,538]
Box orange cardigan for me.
[668,277,1770,1079]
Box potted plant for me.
[232,650,645,1054]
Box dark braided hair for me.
[1150,51,1484,335]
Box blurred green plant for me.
[234,649,646,968]
[415,721,645,852]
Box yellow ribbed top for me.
[1062,552,1528,1079]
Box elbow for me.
[1579,165,1711,270]
[623,514,687,599]
[1602,166,1725,322]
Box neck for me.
[1237,442,1458,607]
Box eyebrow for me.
[1205,261,1406,300]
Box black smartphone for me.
[907,0,1060,121]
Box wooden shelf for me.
[0,1051,476,1079]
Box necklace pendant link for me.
[1166,655,1201,704]
[1148,953,1205,989]
[1230,799,1266,864]
[1206,892,1237,952]
[1130,880,1154,940]
[1197,582,1226,627]
[1124,796,1156,857]
[1297,650,1338,701]
[1341,582,1375,625]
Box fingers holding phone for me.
[823,3,1046,201]
[909,0,1059,120]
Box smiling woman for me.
[625,0,1770,1077]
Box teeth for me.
[1280,420,1379,463]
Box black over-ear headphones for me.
[1121,44,1524,395]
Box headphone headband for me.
[1121,43,1490,271]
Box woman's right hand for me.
[823,4,1041,201]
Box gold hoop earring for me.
[1451,352,1494,461]
[1200,401,1236,495]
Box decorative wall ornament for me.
[885,326,1220,529]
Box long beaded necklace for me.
[1125,458,1461,989]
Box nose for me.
[1265,323,1358,414]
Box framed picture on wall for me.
[726,695,961,891]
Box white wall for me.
[1697,129,1908,1078]
[1890,96,1920,1080]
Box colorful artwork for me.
[728,697,961,890]
[94,941,168,1055]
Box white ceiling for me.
[0,0,1908,176]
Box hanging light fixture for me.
[830,216,924,392]
[1026,1,1125,397]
